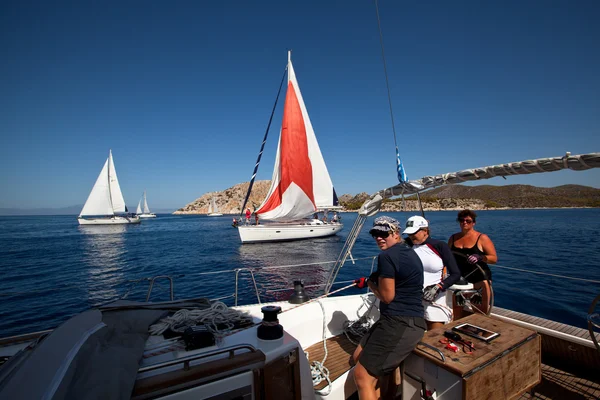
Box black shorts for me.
[358,314,426,377]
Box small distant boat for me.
[136,191,157,218]
[78,150,140,225]
[207,197,223,216]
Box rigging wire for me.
[239,65,288,216]
[374,0,425,217]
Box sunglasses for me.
[458,218,474,224]
[371,231,390,239]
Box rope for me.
[240,65,287,215]
[343,295,377,345]
[306,301,332,395]
[425,297,454,321]
[493,264,600,284]
[281,283,357,315]
[148,301,254,336]
[268,279,358,293]
[374,0,399,152]
[323,214,370,294]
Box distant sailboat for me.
[207,197,223,216]
[136,191,157,218]
[237,51,343,243]
[78,150,140,225]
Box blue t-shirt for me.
[377,243,424,317]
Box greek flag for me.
[396,147,407,183]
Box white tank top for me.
[413,244,444,288]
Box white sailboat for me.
[78,150,140,225]
[136,191,156,218]
[207,197,223,216]
[238,51,343,243]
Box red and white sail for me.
[256,52,338,222]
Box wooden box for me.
[404,314,541,400]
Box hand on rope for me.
[353,277,368,289]
[423,284,443,302]
[467,254,484,264]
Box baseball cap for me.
[402,216,429,234]
[369,216,400,235]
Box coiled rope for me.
[148,301,254,336]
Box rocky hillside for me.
[174,181,271,215]
[412,184,600,209]
[174,183,600,214]
[336,184,600,211]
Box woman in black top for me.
[448,210,497,315]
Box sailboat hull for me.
[77,216,141,225]
[138,213,157,218]
[238,221,343,243]
[208,213,223,217]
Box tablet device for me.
[452,323,500,342]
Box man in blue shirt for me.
[353,216,426,399]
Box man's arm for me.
[367,277,395,304]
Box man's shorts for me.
[358,314,426,377]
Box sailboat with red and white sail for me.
[237,51,343,243]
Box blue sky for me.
[1,0,598,210]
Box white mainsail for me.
[256,52,338,222]
[143,191,151,214]
[79,150,127,217]
[108,153,126,213]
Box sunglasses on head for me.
[371,231,390,239]
[458,218,474,224]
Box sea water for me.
[0,209,598,338]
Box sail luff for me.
[136,199,142,215]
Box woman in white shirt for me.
[403,216,461,330]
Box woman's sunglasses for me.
[458,218,474,224]
[371,231,390,239]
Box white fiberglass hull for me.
[238,221,343,243]
[207,213,223,216]
[138,213,156,218]
[77,216,141,225]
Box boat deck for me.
[518,364,600,399]
[491,306,600,399]
[305,335,356,391]
[492,306,600,342]
[305,307,600,399]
